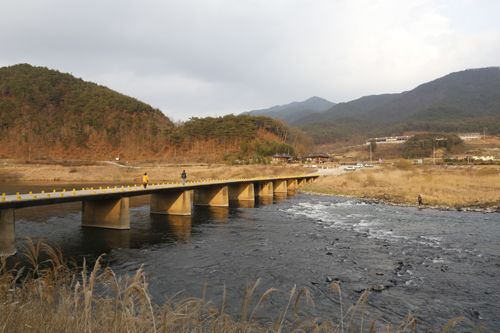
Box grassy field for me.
[0,163,310,183]
[0,239,473,333]
[303,162,500,207]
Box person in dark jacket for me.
[181,170,187,184]
[417,194,422,206]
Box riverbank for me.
[301,163,500,213]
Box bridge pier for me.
[194,186,229,206]
[82,198,130,229]
[255,181,274,197]
[287,179,298,190]
[0,209,15,256]
[273,180,288,193]
[151,191,192,215]
[228,183,255,201]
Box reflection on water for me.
[255,196,273,205]
[194,206,229,223]
[82,227,132,250]
[230,201,255,209]
[150,214,192,241]
[273,193,288,202]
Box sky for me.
[1,0,499,121]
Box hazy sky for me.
[1,0,499,121]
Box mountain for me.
[242,96,335,124]
[362,67,500,128]
[0,64,175,160]
[292,93,400,126]
[297,67,500,144]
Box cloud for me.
[1,0,499,120]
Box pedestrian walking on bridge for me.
[143,173,149,189]
[181,170,187,185]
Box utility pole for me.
[433,146,435,165]
[370,142,372,163]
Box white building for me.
[459,133,480,141]
[365,135,413,145]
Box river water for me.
[2,182,500,332]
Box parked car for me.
[355,163,363,168]
[311,165,318,168]
[344,166,356,171]
[364,163,374,167]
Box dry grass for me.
[304,165,500,207]
[0,239,475,332]
[0,164,309,183]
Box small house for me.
[271,153,293,163]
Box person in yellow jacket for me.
[143,173,149,189]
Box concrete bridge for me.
[0,174,318,255]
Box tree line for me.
[401,133,465,158]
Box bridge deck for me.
[0,175,318,210]
[0,174,319,255]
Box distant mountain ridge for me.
[242,96,335,124]
[292,93,401,126]
[294,67,500,144]
[360,67,500,128]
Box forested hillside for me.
[298,67,500,144]
[364,67,500,128]
[0,64,305,161]
[292,93,400,126]
[401,133,465,158]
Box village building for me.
[458,133,480,141]
[305,153,331,163]
[472,155,496,161]
[365,135,413,145]
[271,153,293,163]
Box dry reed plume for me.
[0,238,478,332]
[304,165,500,207]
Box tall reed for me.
[0,239,478,332]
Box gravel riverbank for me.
[299,190,500,213]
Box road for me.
[312,165,378,176]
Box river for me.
[2,182,499,332]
